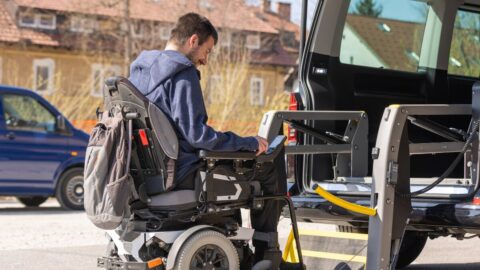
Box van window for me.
[448,9,480,77]
[2,94,56,132]
[339,0,429,72]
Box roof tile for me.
[346,15,425,71]
[13,0,278,33]
[0,3,20,43]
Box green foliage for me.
[355,0,383,18]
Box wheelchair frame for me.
[96,76,304,270]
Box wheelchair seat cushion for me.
[148,190,197,211]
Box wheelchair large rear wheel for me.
[175,230,239,270]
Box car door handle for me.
[6,132,15,140]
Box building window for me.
[33,59,55,94]
[220,31,232,47]
[91,64,122,97]
[19,12,56,30]
[159,26,171,40]
[250,77,264,106]
[70,16,96,33]
[199,0,213,10]
[246,34,261,49]
[207,75,222,103]
[38,14,56,29]
[131,22,144,38]
[19,12,35,27]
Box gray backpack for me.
[84,111,133,230]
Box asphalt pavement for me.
[1,197,480,270]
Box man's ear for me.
[188,34,199,48]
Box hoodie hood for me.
[129,50,194,96]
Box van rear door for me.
[299,0,478,196]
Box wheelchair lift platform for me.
[258,86,479,269]
[283,227,368,269]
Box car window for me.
[339,0,429,72]
[2,94,56,132]
[448,9,480,77]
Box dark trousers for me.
[175,151,288,261]
[248,152,288,262]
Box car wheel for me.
[396,231,427,269]
[56,168,84,210]
[174,230,239,270]
[16,196,48,207]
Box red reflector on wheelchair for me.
[139,129,149,146]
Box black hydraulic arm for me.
[283,119,346,144]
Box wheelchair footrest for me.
[98,257,158,270]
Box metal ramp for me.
[258,110,374,269]
[366,103,476,269]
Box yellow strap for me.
[283,229,299,262]
[299,229,368,240]
[314,185,376,216]
[302,250,367,263]
[283,229,294,261]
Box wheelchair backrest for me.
[103,76,179,199]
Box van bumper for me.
[289,195,480,234]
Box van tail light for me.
[287,93,298,144]
[138,129,149,146]
[473,197,480,205]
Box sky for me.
[246,0,428,26]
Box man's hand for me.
[255,136,268,156]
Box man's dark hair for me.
[170,13,218,46]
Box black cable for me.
[398,121,479,198]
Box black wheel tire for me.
[16,196,48,207]
[175,230,239,270]
[55,168,84,210]
[396,231,427,269]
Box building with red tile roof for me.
[0,0,299,109]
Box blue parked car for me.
[0,85,89,210]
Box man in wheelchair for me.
[96,12,303,270]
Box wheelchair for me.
[96,77,303,270]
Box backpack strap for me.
[126,119,140,201]
[130,146,149,203]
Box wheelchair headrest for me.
[103,76,179,159]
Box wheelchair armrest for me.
[198,135,287,162]
[255,135,287,163]
[198,150,257,160]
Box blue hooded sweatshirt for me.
[129,50,259,184]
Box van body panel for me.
[0,85,88,197]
